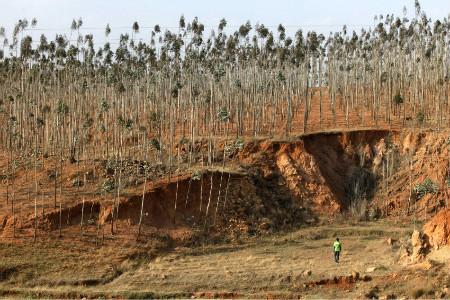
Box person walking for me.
[333,238,342,263]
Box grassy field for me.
[0,220,444,299]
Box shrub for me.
[350,198,368,221]
[191,171,201,181]
[224,138,244,155]
[414,178,438,199]
[102,179,115,193]
[416,111,425,124]
[72,178,83,187]
[393,94,403,104]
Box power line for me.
[19,23,373,32]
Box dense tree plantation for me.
[0,0,449,238]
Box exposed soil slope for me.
[0,129,395,242]
[239,130,390,214]
[1,128,450,243]
[371,130,450,219]
[423,208,450,249]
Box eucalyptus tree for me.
[1,1,450,238]
[0,27,5,59]
[214,107,230,224]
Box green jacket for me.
[333,241,341,252]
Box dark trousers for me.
[334,251,340,262]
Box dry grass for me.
[0,220,429,298]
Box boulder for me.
[386,237,397,246]
[411,229,429,262]
[350,271,360,280]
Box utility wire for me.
[18,24,373,32]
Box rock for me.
[379,294,396,300]
[350,271,360,280]
[386,237,397,246]
[279,275,292,284]
[362,274,372,281]
[435,291,445,298]
[259,222,271,230]
[397,245,410,262]
[302,270,312,277]
[366,266,377,273]
[365,286,379,299]
[411,230,429,262]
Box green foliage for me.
[204,93,211,104]
[171,81,183,98]
[414,178,438,199]
[72,178,83,187]
[149,111,160,123]
[99,99,110,112]
[276,71,286,83]
[179,137,189,145]
[36,117,45,128]
[8,116,17,127]
[98,124,106,133]
[125,119,133,131]
[217,107,230,121]
[225,138,244,155]
[393,94,403,104]
[80,79,88,93]
[213,66,226,82]
[82,116,94,130]
[150,138,161,151]
[102,179,115,193]
[191,85,200,98]
[234,138,244,150]
[191,170,202,181]
[42,105,51,114]
[416,111,425,124]
[117,116,125,127]
[115,82,126,94]
[56,100,69,115]
[170,86,179,98]
[117,116,133,131]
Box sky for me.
[1,0,450,47]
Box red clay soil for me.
[303,273,370,290]
[239,130,390,213]
[2,127,450,243]
[0,166,311,241]
[370,130,450,219]
[423,208,450,249]
[0,129,391,242]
